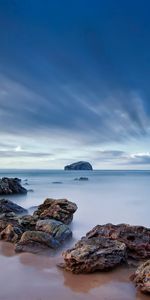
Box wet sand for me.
[0,241,149,300]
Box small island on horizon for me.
[64,161,93,171]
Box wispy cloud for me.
[0,1,150,168]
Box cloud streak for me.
[0,1,150,168]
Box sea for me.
[0,169,149,300]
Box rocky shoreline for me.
[0,198,77,254]
[0,177,149,295]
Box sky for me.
[0,0,150,169]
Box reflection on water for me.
[0,170,150,299]
[0,242,149,300]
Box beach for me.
[0,169,149,300]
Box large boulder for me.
[62,236,126,273]
[36,219,72,243]
[15,230,60,253]
[0,178,27,195]
[0,199,28,215]
[87,223,150,259]
[131,260,150,293]
[33,198,77,224]
[64,161,93,170]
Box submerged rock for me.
[0,178,27,195]
[36,219,72,243]
[87,223,150,259]
[131,260,150,293]
[74,177,89,181]
[62,236,126,273]
[0,199,28,215]
[15,230,60,253]
[64,161,93,170]
[52,181,63,184]
[33,198,77,224]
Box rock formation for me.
[131,260,150,293]
[62,223,150,274]
[0,178,27,195]
[64,161,93,170]
[33,198,77,224]
[86,223,150,259]
[62,236,126,273]
[0,199,28,215]
[0,198,77,254]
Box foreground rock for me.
[64,161,93,170]
[87,223,150,259]
[0,196,77,253]
[36,219,72,242]
[62,236,126,273]
[15,230,60,253]
[0,199,28,215]
[131,260,150,293]
[62,223,150,274]
[0,178,27,195]
[33,198,77,224]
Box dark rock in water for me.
[36,219,72,243]
[24,182,29,186]
[0,177,27,195]
[62,236,126,273]
[131,260,150,293]
[0,199,28,215]
[33,198,77,224]
[52,181,63,184]
[74,177,89,181]
[27,189,34,192]
[15,230,60,253]
[87,223,150,259]
[64,161,93,170]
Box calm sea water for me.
[0,169,149,240]
[0,169,150,300]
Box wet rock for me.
[27,189,34,192]
[62,236,126,273]
[0,199,28,215]
[15,230,60,253]
[33,198,77,224]
[52,181,63,184]
[0,212,20,232]
[87,223,150,259]
[131,260,150,293]
[36,219,72,243]
[19,215,38,231]
[0,224,23,243]
[0,177,27,194]
[64,161,93,170]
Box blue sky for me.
[0,0,150,169]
